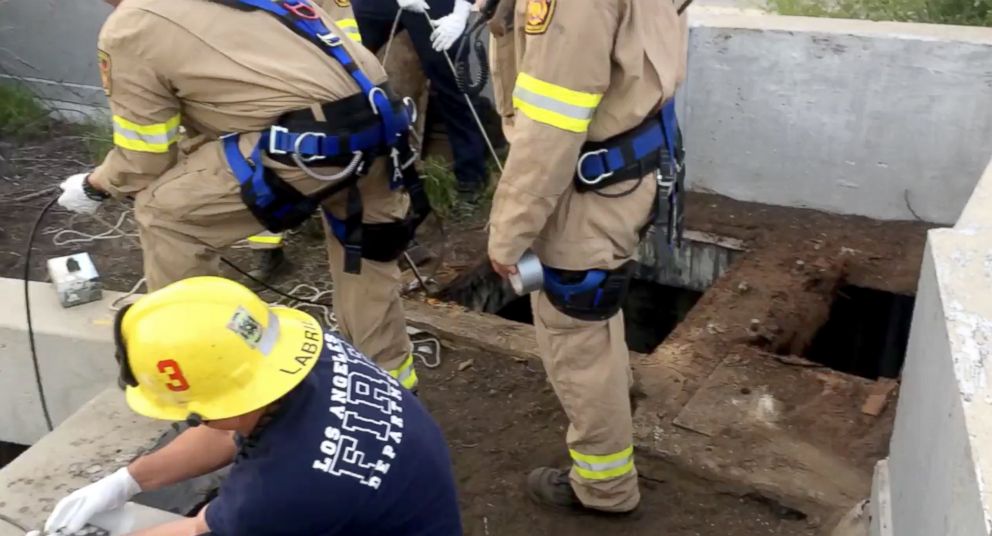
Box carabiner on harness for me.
[294,150,366,183]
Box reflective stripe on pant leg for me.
[570,446,635,481]
[247,231,284,249]
[387,353,418,390]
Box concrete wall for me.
[870,157,992,536]
[684,12,992,225]
[0,0,111,120]
[0,279,124,445]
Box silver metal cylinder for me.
[509,250,544,296]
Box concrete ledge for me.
[870,460,893,536]
[871,156,992,535]
[0,389,172,532]
[0,279,131,444]
[690,8,992,45]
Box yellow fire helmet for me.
[114,276,323,422]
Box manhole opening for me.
[0,441,28,469]
[441,263,703,354]
[803,285,914,379]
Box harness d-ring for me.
[293,132,327,163]
[292,150,365,183]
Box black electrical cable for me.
[220,257,333,306]
[0,512,29,532]
[24,196,58,433]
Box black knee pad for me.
[542,261,635,322]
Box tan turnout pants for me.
[530,174,657,512]
[132,133,414,383]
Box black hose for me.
[453,17,491,97]
[24,196,58,432]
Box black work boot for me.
[247,248,287,283]
[526,467,641,517]
[526,467,584,510]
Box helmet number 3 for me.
[157,359,191,392]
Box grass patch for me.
[71,122,114,165]
[768,0,992,26]
[421,156,500,220]
[0,83,52,140]
[422,156,460,218]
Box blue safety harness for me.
[575,100,681,187]
[212,0,428,273]
[544,100,685,316]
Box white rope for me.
[267,282,338,329]
[45,211,139,247]
[421,11,505,174]
[110,278,147,312]
[381,9,404,69]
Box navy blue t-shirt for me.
[206,332,462,535]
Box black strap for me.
[342,184,364,274]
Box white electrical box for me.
[46,252,103,308]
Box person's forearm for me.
[126,517,206,536]
[128,426,237,491]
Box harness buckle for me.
[656,169,675,196]
[268,125,290,156]
[575,149,613,186]
[293,132,326,163]
[317,31,344,47]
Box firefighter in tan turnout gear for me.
[56,0,425,390]
[486,0,689,514]
[244,0,365,281]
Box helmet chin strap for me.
[185,412,204,428]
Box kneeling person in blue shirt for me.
[42,276,462,536]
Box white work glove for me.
[397,0,430,13]
[57,173,104,215]
[430,0,472,51]
[44,467,141,534]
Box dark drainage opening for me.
[443,263,702,354]
[804,286,914,379]
[0,441,28,469]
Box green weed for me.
[768,0,992,26]
[0,83,51,140]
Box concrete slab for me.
[0,389,172,532]
[0,278,130,444]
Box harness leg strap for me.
[542,261,636,322]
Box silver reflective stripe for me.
[572,454,632,473]
[395,365,414,384]
[258,311,281,356]
[112,123,179,146]
[512,85,595,121]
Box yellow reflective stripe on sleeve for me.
[512,72,603,133]
[570,446,635,480]
[388,354,418,390]
[247,234,284,245]
[337,18,363,43]
[112,113,181,153]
